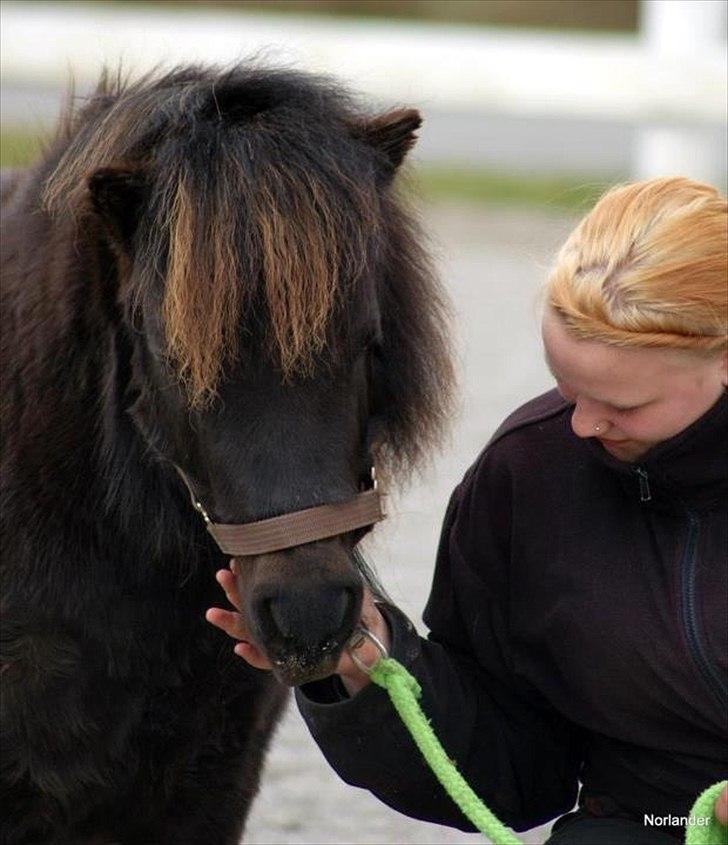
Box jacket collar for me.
[583,391,728,511]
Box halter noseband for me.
[175,466,385,556]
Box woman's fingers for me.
[334,590,392,695]
[233,641,273,671]
[715,784,728,825]
[360,590,387,634]
[205,609,274,671]
[215,566,243,612]
[206,563,274,671]
[205,606,248,640]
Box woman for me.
[207,177,727,844]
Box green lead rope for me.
[685,781,728,845]
[366,656,727,845]
[368,656,522,845]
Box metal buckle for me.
[347,624,389,675]
[370,465,387,517]
[192,498,212,525]
[175,465,213,525]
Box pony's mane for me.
[43,65,455,478]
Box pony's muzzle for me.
[250,574,362,679]
[255,581,361,651]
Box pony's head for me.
[44,66,454,684]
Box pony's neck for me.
[99,331,209,567]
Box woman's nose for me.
[570,401,608,439]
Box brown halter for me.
[175,466,385,556]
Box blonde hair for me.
[546,177,727,354]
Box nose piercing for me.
[594,424,602,433]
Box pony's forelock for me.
[44,66,383,405]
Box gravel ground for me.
[245,202,579,845]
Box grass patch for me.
[1,130,51,169]
[410,166,613,212]
[80,1,639,33]
[1,129,614,211]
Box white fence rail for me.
[1,1,726,182]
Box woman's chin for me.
[597,438,644,462]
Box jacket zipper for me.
[680,512,727,710]
[634,466,651,502]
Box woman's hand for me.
[335,589,391,695]
[205,561,272,672]
[715,784,728,826]
[205,560,391,695]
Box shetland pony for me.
[0,66,453,843]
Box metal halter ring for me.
[347,624,389,675]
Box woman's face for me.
[542,309,727,462]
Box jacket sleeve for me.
[295,445,584,833]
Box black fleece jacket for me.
[295,389,728,835]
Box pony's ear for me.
[352,108,422,174]
[88,167,146,248]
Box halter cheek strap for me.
[174,466,385,556]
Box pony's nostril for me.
[260,585,358,650]
[267,598,292,639]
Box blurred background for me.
[1,2,726,844]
